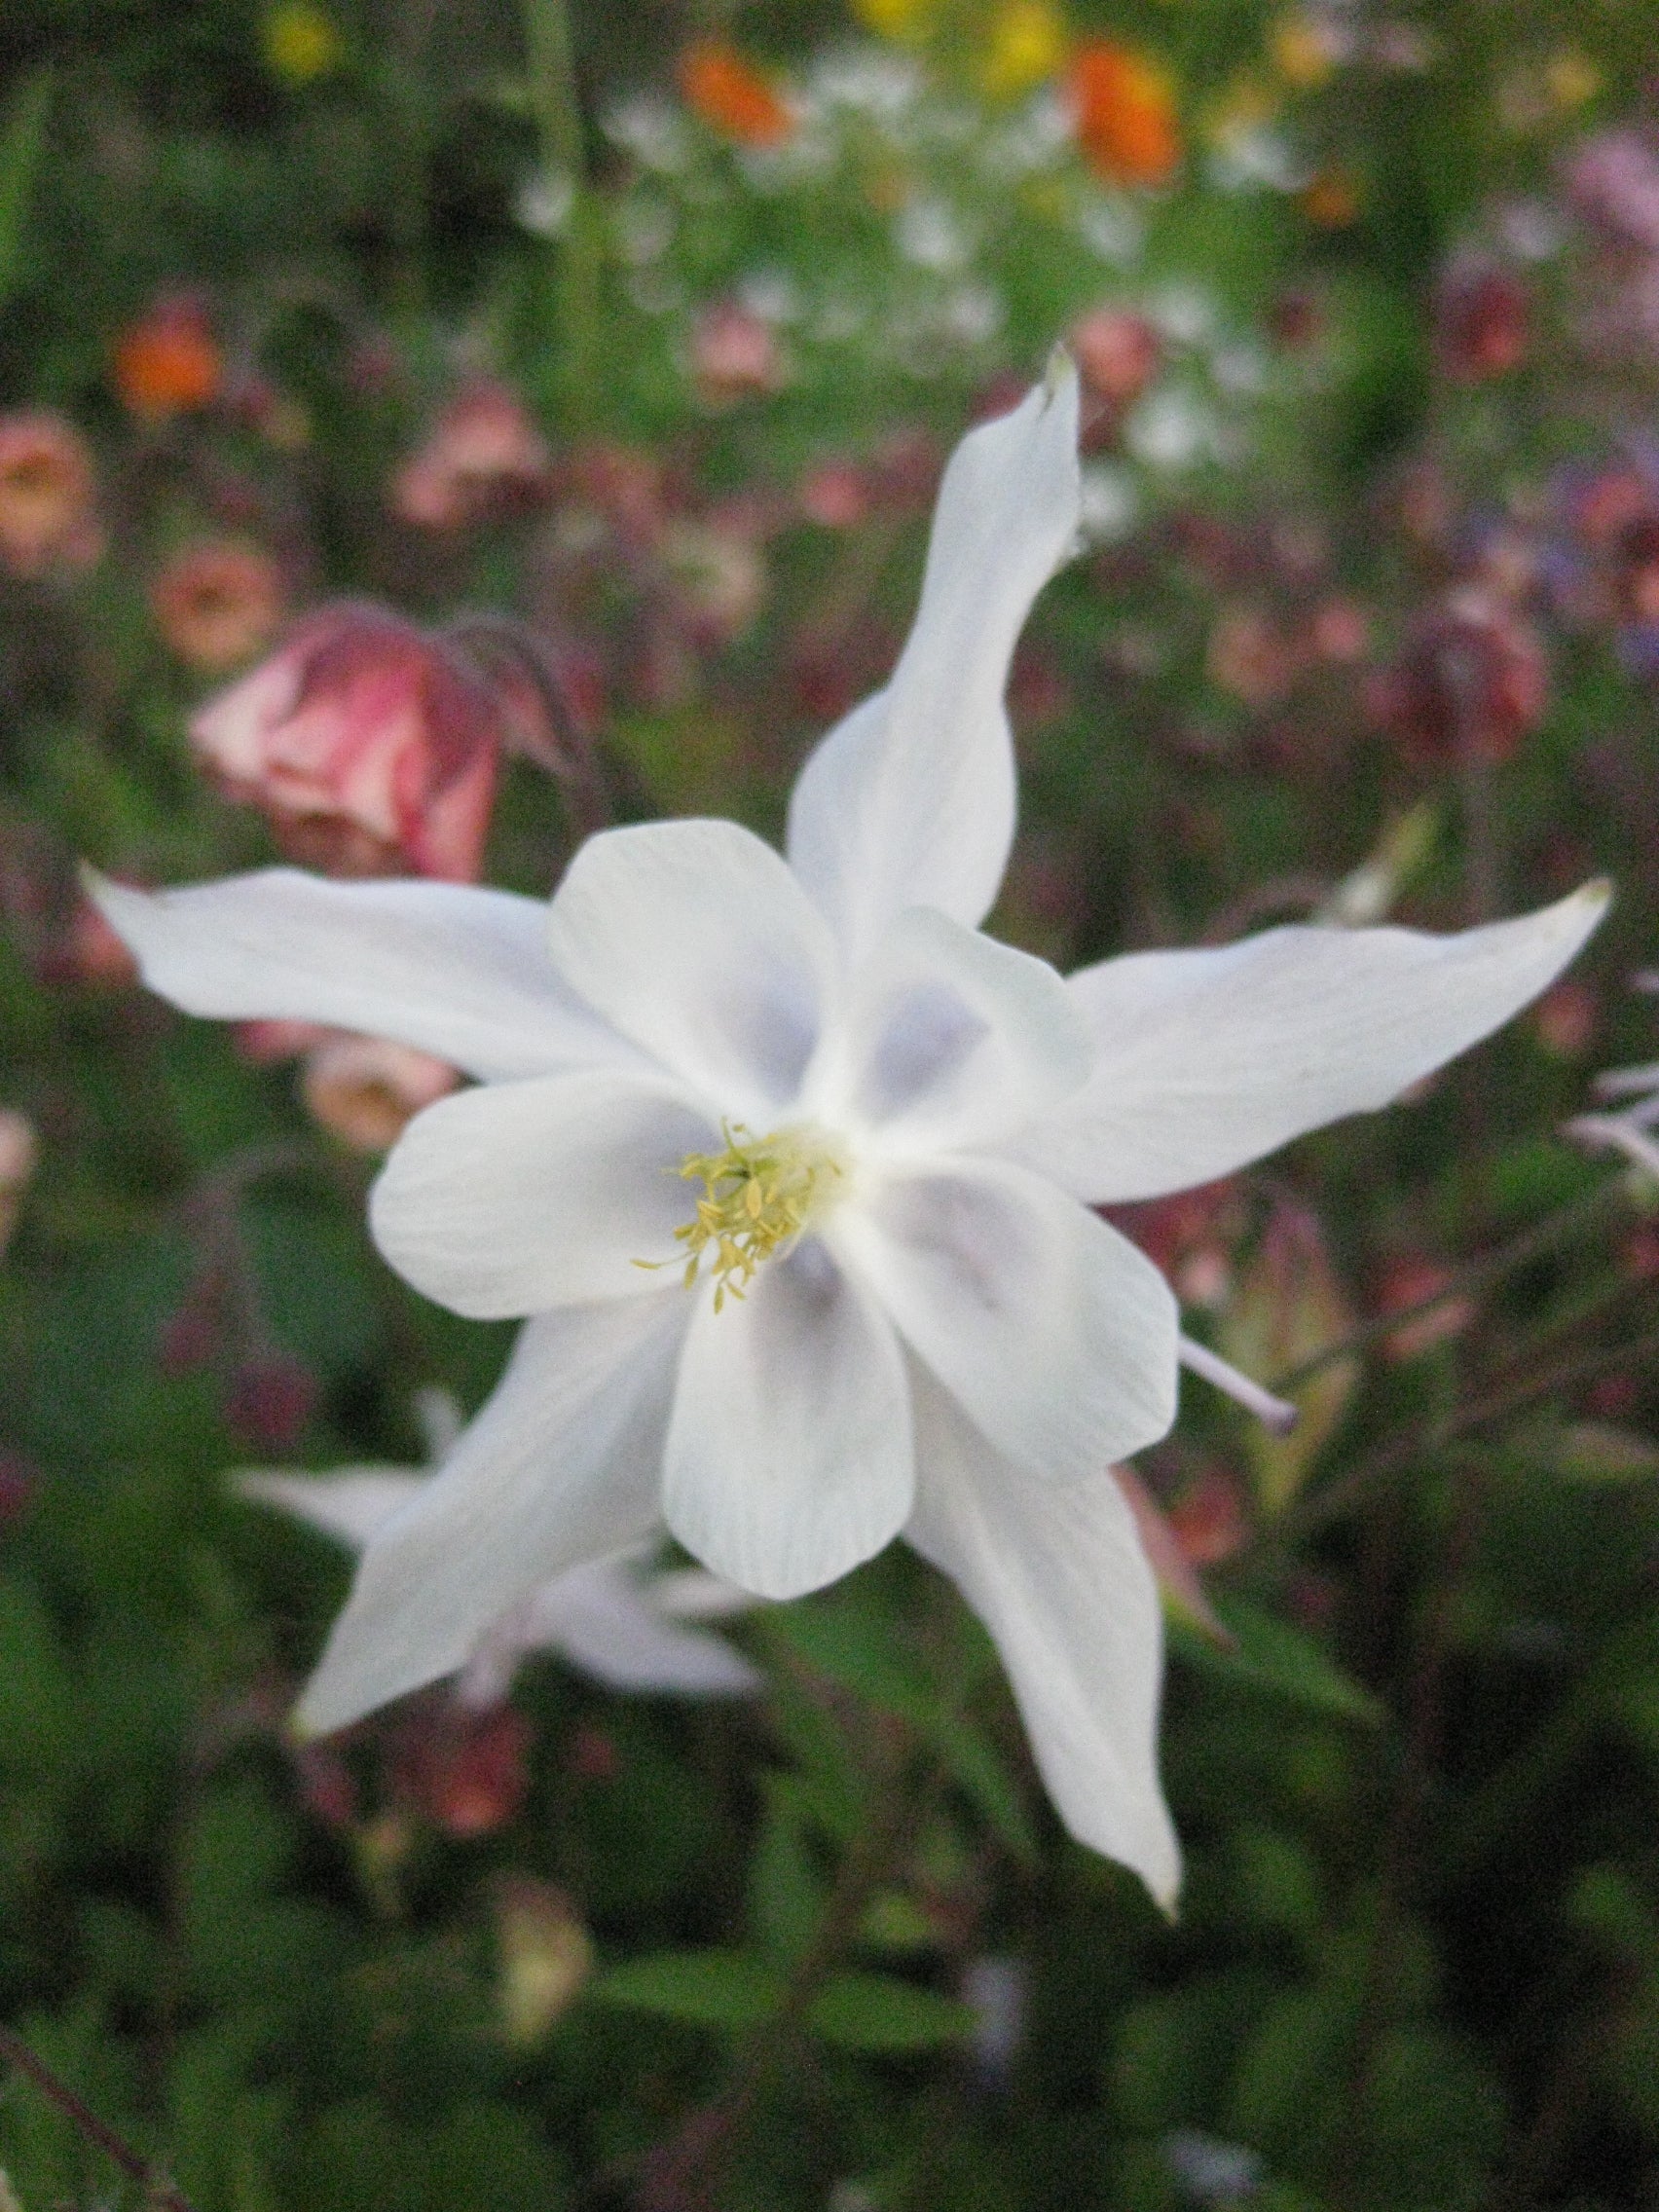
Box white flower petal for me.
[833,1158,1177,1482]
[905,1367,1179,1907]
[662,1242,913,1600]
[295,1296,686,1735]
[89,867,624,1083]
[646,1565,756,1622]
[370,1069,713,1319]
[235,1468,423,1548]
[816,904,1090,1154]
[521,1559,761,1695]
[1031,883,1610,1203]
[786,365,1081,963]
[543,820,838,1123]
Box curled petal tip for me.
[1577,875,1614,913]
[1043,343,1078,399]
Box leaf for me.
[1519,1419,1659,1484]
[762,1588,1033,1860]
[587,1948,784,2032]
[807,1972,974,2052]
[1216,1198,1358,1517]
[1169,1595,1382,1725]
[0,70,51,313]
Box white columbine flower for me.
[96,360,1605,1907]
[235,1394,759,1705]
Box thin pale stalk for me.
[1270,1172,1627,1395]
[523,0,601,430]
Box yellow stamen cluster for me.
[652,1124,842,1311]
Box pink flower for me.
[0,412,101,577]
[390,379,551,532]
[688,300,786,407]
[302,1032,459,1152]
[151,539,285,673]
[190,604,506,880]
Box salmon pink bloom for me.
[190,604,505,881]
[152,539,285,673]
[96,362,1605,1905]
[0,412,101,576]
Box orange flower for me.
[150,540,285,673]
[677,41,793,149]
[1068,42,1181,188]
[1299,167,1360,227]
[113,296,223,421]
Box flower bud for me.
[494,1877,594,2047]
[688,301,786,408]
[1369,589,1548,765]
[1435,261,1529,383]
[1069,309,1161,408]
[301,1033,459,1152]
[224,1354,317,1453]
[397,1703,533,1838]
[190,604,506,881]
[0,1109,38,1261]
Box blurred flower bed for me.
[3,1,1659,2207]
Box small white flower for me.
[97,359,1604,1906]
[1565,977,1659,1185]
[235,1413,759,1707]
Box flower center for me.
[661,1123,846,1310]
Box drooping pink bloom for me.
[190,604,505,881]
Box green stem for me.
[1271,1171,1626,1396]
[523,0,602,431]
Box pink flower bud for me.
[1435,262,1529,383]
[234,1017,336,1064]
[688,301,785,408]
[42,896,140,988]
[224,1354,317,1452]
[1565,131,1659,254]
[301,1033,459,1152]
[797,461,869,530]
[1369,589,1549,765]
[390,379,551,532]
[190,604,506,881]
[0,1450,37,1531]
[0,1108,38,1261]
[398,1704,534,1837]
[1069,308,1161,406]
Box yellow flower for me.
[852,0,941,44]
[1544,49,1600,112]
[979,0,1067,98]
[1270,12,1344,91]
[263,1,344,86]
